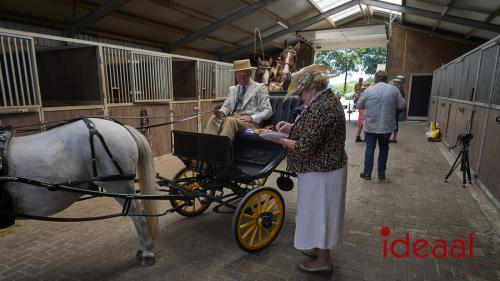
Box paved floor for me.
[1,120,499,281]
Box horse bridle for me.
[282,49,297,66]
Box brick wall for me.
[387,26,475,95]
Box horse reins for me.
[7,111,212,133]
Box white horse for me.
[2,118,159,265]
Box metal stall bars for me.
[102,47,132,104]
[0,33,41,115]
[102,47,173,104]
[198,60,215,100]
[215,63,234,99]
[132,52,172,103]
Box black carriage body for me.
[170,95,301,187]
[166,95,301,252]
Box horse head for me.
[255,57,273,85]
[280,41,300,77]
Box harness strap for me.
[0,125,12,175]
[82,118,128,189]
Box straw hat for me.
[286,64,337,99]
[233,59,252,72]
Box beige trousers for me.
[204,114,257,141]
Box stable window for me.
[36,45,102,107]
[172,57,197,101]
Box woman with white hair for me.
[263,64,348,273]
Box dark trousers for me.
[363,133,391,177]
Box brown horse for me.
[268,57,284,92]
[280,42,300,91]
[254,57,273,86]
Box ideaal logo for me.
[380,227,473,259]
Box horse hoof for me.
[140,256,156,266]
[136,250,155,266]
[135,250,143,261]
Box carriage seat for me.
[232,96,301,180]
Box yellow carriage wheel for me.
[170,167,215,217]
[232,187,285,252]
[257,176,268,186]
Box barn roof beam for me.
[430,0,453,34]
[221,0,358,60]
[465,6,500,39]
[0,10,218,57]
[149,0,281,49]
[360,0,500,33]
[56,0,238,48]
[239,0,292,28]
[166,0,280,52]
[397,23,482,46]
[67,0,131,36]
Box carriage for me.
[0,94,301,264]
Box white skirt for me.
[294,166,347,250]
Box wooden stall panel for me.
[478,109,500,202]
[43,108,104,123]
[108,104,171,157]
[0,112,40,136]
[171,102,198,133]
[200,100,223,132]
[468,106,488,171]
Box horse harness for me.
[0,125,14,228]
[0,118,136,227]
[82,118,135,190]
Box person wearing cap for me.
[262,64,347,273]
[357,71,405,180]
[204,59,272,141]
[391,75,406,143]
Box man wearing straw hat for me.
[204,59,273,141]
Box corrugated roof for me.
[0,0,498,61]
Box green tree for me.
[315,49,360,95]
[356,47,387,75]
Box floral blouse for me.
[287,89,347,173]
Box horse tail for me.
[125,126,159,242]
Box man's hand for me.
[214,110,225,119]
[276,121,292,133]
[239,115,253,123]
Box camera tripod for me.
[444,134,472,188]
